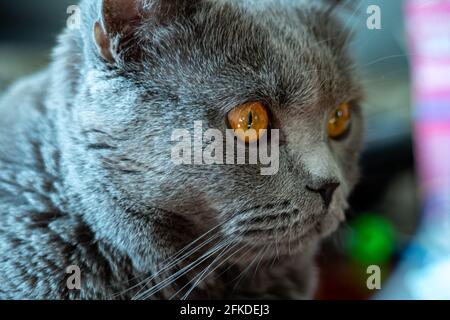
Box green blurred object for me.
[347,213,396,264]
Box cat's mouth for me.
[223,207,344,257]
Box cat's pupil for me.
[248,111,253,129]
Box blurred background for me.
[1,0,447,299]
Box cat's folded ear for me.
[93,0,197,64]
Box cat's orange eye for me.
[228,102,269,143]
[328,103,351,139]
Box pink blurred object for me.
[406,0,450,221]
[381,0,450,299]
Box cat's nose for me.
[307,181,340,208]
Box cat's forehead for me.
[201,0,349,52]
[109,0,358,107]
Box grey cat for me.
[0,0,363,299]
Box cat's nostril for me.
[307,182,340,208]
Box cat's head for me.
[60,0,363,268]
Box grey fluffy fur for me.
[0,0,363,299]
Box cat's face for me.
[67,0,363,265]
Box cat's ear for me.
[93,0,143,63]
[93,0,197,64]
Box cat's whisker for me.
[225,243,257,284]
[230,245,265,295]
[152,231,222,277]
[129,232,224,300]
[210,245,253,281]
[361,53,416,70]
[173,241,240,300]
[111,229,223,299]
[270,243,279,270]
[181,242,250,300]
[274,230,280,261]
[342,0,365,46]
[112,215,236,299]
[160,215,237,265]
[252,244,270,281]
[133,239,232,300]
[147,240,235,300]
